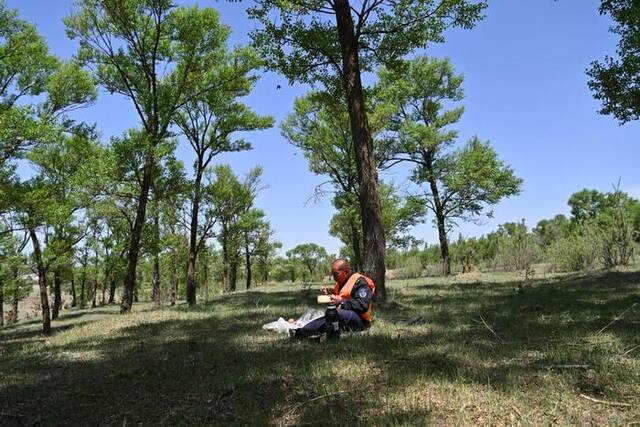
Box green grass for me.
[1,269,639,425]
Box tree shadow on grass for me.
[0,270,638,425]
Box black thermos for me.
[325,302,340,341]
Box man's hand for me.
[330,295,343,305]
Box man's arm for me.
[340,278,372,313]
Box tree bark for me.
[92,278,98,308]
[426,156,450,276]
[229,254,238,292]
[152,209,161,307]
[134,269,140,303]
[52,268,62,320]
[121,151,154,313]
[262,259,268,283]
[350,219,363,272]
[0,278,4,327]
[245,242,252,290]
[170,248,177,306]
[12,293,18,323]
[80,270,86,308]
[108,280,117,304]
[203,254,209,302]
[333,0,386,301]
[70,273,77,308]
[222,227,229,291]
[29,228,51,335]
[92,249,99,308]
[186,168,203,306]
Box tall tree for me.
[239,208,271,290]
[173,45,272,305]
[286,243,329,282]
[0,4,95,334]
[378,56,522,275]
[329,182,425,262]
[283,91,372,271]
[282,90,424,269]
[0,0,58,167]
[250,0,486,300]
[149,152,185,306]
[587,1,640,124]
[66,1,238,313]
[29,133,97,319]
[0,230,29,325]
[208,165,262,292]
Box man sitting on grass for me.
[291,258,376,340]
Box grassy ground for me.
[1,269,639,426]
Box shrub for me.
[547,233,598,272]
[394,256,423,279]
[494,232,542,274]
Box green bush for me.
[547,233,598,272]
[394,256,423,279]
[494,233,542,273]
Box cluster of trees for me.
[2,0,638,334]
[0,1,279,333]
[387,188,640,278]
[284,56,522,278]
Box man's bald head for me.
[331,258,350,272]
[331,258,351,284]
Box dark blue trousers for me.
[295,309,368,338]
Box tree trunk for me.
[222,227,229,292]
[170,249,177,307]
[350,219,363,272]
[52,268,62,320]
[152,255,160,307]
[203,254,209,302]
[108,280,117,304]
[134,269,140,303]
[333,0,386,301]
[29,228,51,335]
[70,273,77,308]
[12,295,18,324]
[262,260,268,283]
[0,278,4,327]
[80,270,86,308]
[245,242,252,290]
[121,151,154,313]
[152,209,161,307]
[92,278,98,308]
[186,168,203,306]
[92,250,99,308]
[426,157,451,276]
[229,254,238,292]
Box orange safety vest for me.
[333,272,376,324]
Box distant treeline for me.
[386,187,640,279]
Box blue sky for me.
[7,0,640,255]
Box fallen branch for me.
[479,314,504,343]
[544,364,590,370]
[285,390,349,418]
[596,303,638,335]
[621,343,640,357]
[511,404,523,418]
[578,394,633,408]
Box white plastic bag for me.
[262,308,325,334]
